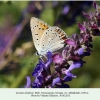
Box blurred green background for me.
[0,1,100,88]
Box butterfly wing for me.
[39,26,68,55]
[30,17,50,52]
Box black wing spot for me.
[57,29,60,32]
[43,45,44,46]
[35,34,38,35]
[37,39,38,40]
[46,32,47,34]
[39,28,41,30]
[38,44,39,45]
[42,28,44,30]
[35,26,36,27]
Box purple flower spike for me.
[24,76,31,88]
[52,53,63,64]
[68,62,82,71]
[77,48,84,55]
[78,22,86,32]
[83,11,91,19]
[23,2,100,88]
[52,77,61,87]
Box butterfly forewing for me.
[30,17,50,51]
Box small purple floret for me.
[78,22,86,32]
[24,76,31,88]
[52,77,61,87]
[77,48,84,55]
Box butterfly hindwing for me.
[39,26,67,55]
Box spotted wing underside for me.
[30,17,50,51]
[39,26,67,55]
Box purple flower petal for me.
[68,62,82,71]
[93,1,96,9]
[93,1,97,9]
[63,76,72,82]
[52,77,61,87]
[62,6,70,15]
[31,83,41,88]
[65,38,76,46]
[32,59,44,76]
[66,71,76,78]
[62,69,76,78]
[33,75,43,87]
[77,48,84,55]
[83,52,90,56]
[78,22,86,31]
[45,51,53,68]
[72,34,78,40]
[52,53,63,64]
[37,75,43,84]
[83,11,91,19]
[24,76,31,88]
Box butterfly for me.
[30,17,68,56]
